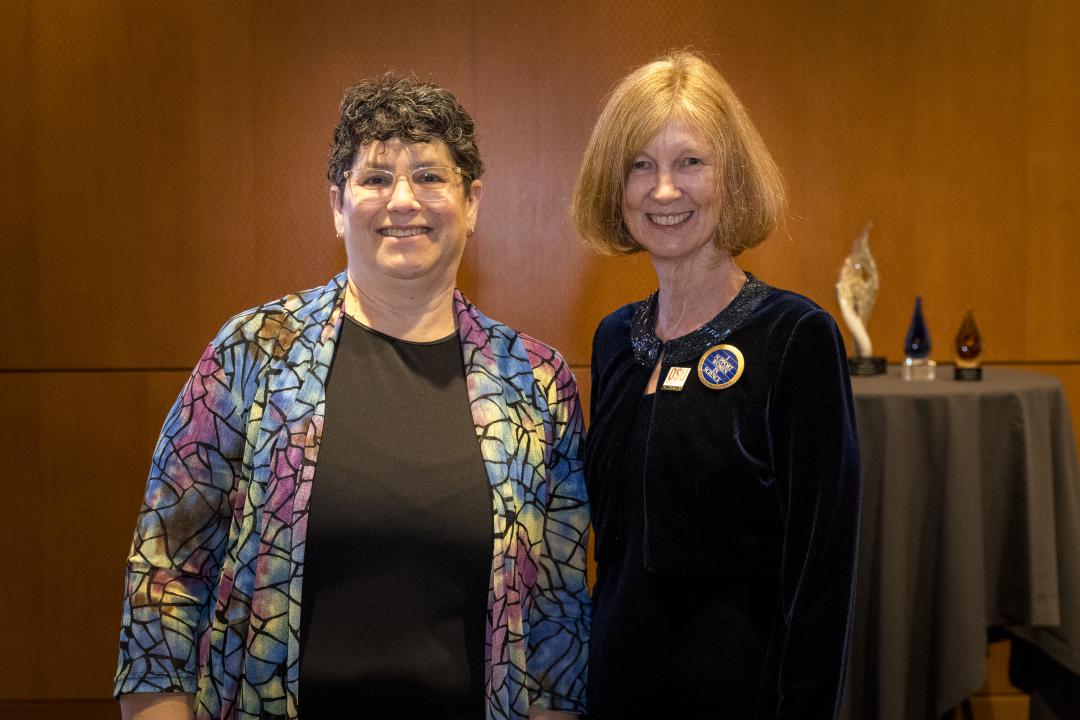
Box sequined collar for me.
[630,273,773,366]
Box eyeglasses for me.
[342,166,464,204]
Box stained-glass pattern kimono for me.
[115,271,590,719]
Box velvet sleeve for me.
[114,339,247,696]
[769,309,861,718]
[525,348,591,713]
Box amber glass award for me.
[954,310,982,381]
[836,224,886,375]
[902,296,936,381]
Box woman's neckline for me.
[630,272,773,366]
[345,313,458,346]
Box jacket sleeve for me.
[525,348,591,713]
[770,310,861,719]
[114,339,248,696]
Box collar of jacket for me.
[630,271,773,366]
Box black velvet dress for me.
[586,275,861,719]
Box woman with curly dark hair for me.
[115,74,589,720]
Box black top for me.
[586,279,861,720]
[299,317,492,718]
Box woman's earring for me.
[466,227,475,237]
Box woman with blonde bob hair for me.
[574,51,860,718]
[573,51,784,257]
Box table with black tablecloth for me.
[841,366,1080,720]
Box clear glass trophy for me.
[836,223,886,375]
[902,296,936,381]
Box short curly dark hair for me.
[327,73,484,193]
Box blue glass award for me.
[902,296,936,381]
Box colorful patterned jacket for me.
[114,271,590,719]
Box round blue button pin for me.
[697,344,745,389]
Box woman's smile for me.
[379,225,432,238]
[647,211,694,227]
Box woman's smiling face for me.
[332,137,481,287]
[621,117,722,265]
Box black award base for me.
[849,356,887,376]
[954,366,982,381]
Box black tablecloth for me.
[842,366,1080,720]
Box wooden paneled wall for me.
[2,0,1078,711]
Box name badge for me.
[661,366,691,391]
[697,344,745,390]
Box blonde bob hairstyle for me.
[571,50,785,257]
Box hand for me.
[528,708,579,720]
[119,693,195,720]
